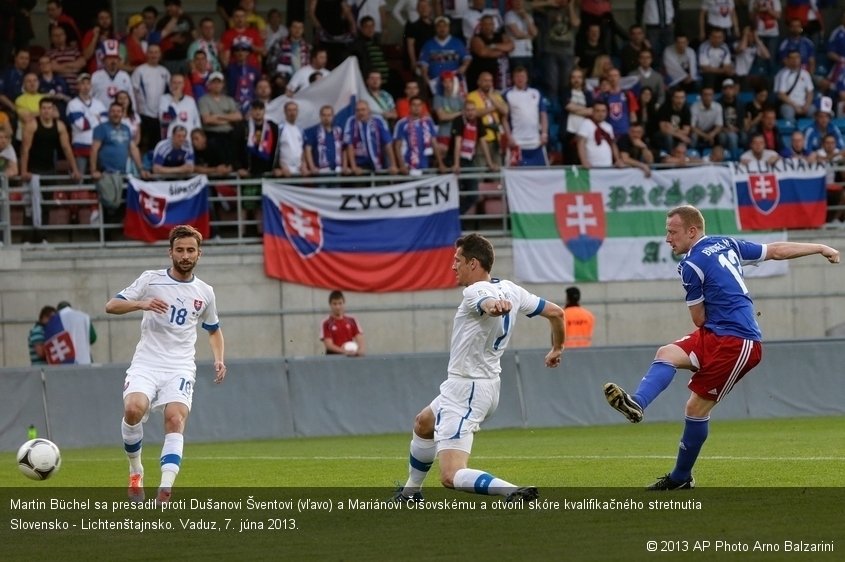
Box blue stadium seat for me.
[833,117,845,134]
[738,91,754,106]
[781,133,792,150]
[777,119,795,134]
[686,93,699,106]
[796,117,813,132]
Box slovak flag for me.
[732,161,827,230]
[262,176,461,292]
[124,175,211,242]
[43,314,76,365]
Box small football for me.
[17,438,62,481]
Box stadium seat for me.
[833,117,845,134]
[781,134,792,150]
[738,91,754,106]
[777,119,795,134]
[479,182,506,216]
[686,93,699,106]
[796,117,813,132]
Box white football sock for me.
[452,468,516,497]
[401,432,436,495]
[159,433,184,488]
[121,418,144,474]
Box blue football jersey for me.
[678,236,767,340]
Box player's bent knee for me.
[413,409,435,439]
[123,402,147,425]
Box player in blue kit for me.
[604,205,839,490]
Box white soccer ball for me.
[17,438,62,481]
[342,341,359,354]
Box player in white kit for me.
[106,225,226,503]
[394,234,565,502]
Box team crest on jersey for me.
[193,299,203,311]
[554,193,606,261]
[747,173,779,214]
[138,189,167,227]
[609,101,623,120]
[280,202,323,258]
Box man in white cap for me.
[802,96,844,153]
[197,71,243,164]
[91,39,136,110]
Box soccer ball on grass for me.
[17,438,62,481]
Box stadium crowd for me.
[1,0,845,227]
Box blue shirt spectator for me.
[803,110,845,152]
[92,116,133,173]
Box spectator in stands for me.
[394,95,443,175]
[563,286,595,348]
[598,67,638,139]
[286,48,330,96]
[239,98,278,177]
[351,16,394,93]
[0,128,18,176]
[659,141,704,166]
[90,101,147,179]
[265,8,288,47]
[749,0,782,76]
[536,0,579,100]
[698,28,734,92]
[775,50,815,122]
[663,33,700,92]
[321,290,366,356]
[719,79,744,159]
[504,0,538,77]
[0,49,30,119]
[743,83,769,134]
[637,0,677,61]
[159,74,201,139]
[155,0,194,74]
[577,99,620,168]
[618,121,654,176]
[778,18,815,72]
[238,0,266,33]
[733,26,771,91]
[751,107,785,153]
[217,0,239,26]
[265,19,308,79]
[221,8,264,69]
[433,70,464,155]
[419,16,472,91]
[467,14,514,92]
[690,86,724,153]
[405,0,435,76]
[46,0,81,47]
[152,125,194,175]
[466,71,508,169]
[816,133,845,224]
[191,128,232,175]
[503,66,549,167]
[561,67,594,164]
[47,26,85,96]
[115,90,142,147]
[67,74,106,175]
[781,129,815,160]
[741,132,781,166]
[131,44,170,154]
[463,0,503,42]
[20,98,80,182]
[308,0,356,69]
[188,17,222,72]
[396,79,430,119]
[142,6,161,41]
[576,24,607,78]
[655,88,692,154]
[251,78,274,115]
[54,301,96,364]
[225,43,260,111]
[392,0,419,26]
[123,14,150,72]
[829,12,845,91]
[15,73,44,128]
[303,104,345,174]
[92,40,135,114]
[803,96,844,152]
[81,9,123,74]
[700,0,739,44]
[29,305,57,365]
[451,99,496,213]
[273,101,307,177]
[629,49,665,105]
[343,99,398,174]
[365,70,398,123]
[619,24,650,76]
[198,72,244,164]
[188,51,213,98]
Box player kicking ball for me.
[106,225,226,502]
[393,234,565,502]
[604,205,839,490]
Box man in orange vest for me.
[564,287,595,347]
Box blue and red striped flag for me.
[262,176,461,292]
[124,175,211,242]
[732,160,827,230]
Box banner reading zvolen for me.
[504,167,788,283]
[262,176,461,292]
[124,175,211,242]
[732,160,827,230]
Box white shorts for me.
[429,377,500,454]
[123,365,196,417]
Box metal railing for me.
[1,164,844,248]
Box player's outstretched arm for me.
[540,301,565,368]
[764,242,840,263]
[105,297,169,315]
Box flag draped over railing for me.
[124,175,211,242]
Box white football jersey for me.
[158,94,201,138]
[117,269,219,372]
[91,69,136,112]
[447,279,544,380]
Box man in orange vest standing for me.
[564,287,595,347]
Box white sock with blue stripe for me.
[402,433,436,495]
[453,468,516,497]
[159,433,183,489]
[121,418,144,474]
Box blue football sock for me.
[670,416,709,482]
[632,360,677,410]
